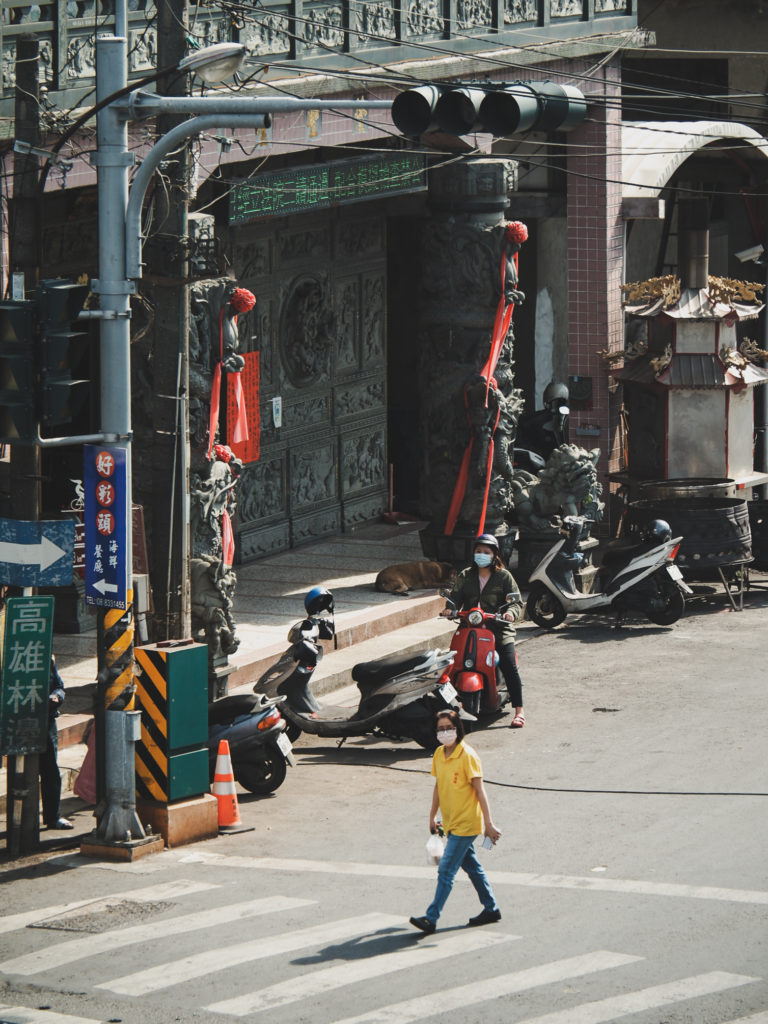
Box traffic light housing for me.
[392,82,586,138]
[0,300,36,444]
[36,279,92,430]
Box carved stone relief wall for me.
[504,0,537,22]
[225,206,388,562]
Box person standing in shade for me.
[41,656,74,830]
[410,710,501,934]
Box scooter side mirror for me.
[439,589,455,606]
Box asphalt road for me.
[1,585,767,1024]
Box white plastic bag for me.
[426,833,445,865]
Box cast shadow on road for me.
[291,922,465,966]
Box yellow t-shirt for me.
[431,740,484,836]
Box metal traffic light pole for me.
[90,32,392,847]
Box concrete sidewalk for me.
[47,519,454,737]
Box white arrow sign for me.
[91,578,119,595]
[0,535,67,572]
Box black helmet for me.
[543,380,569,404]
[304,586,334,616]
[646,519,672,543]
[474,533,499,554]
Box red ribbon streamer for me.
[443,246,518,536]
[207,305,250,459]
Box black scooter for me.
[253,609,461,750]
[208,693,295,794]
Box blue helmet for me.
[474,533,499,554]
[304,585,334,616]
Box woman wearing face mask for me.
[410,710,502,934]
[441,533,525,728]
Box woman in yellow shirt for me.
[410,710,502,934]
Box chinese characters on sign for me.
[0,596,54,754]
[84,445,128,608]
[229,152,428,224]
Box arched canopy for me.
[622,121,768,198]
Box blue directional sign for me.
[0,517,75,587]
[83,444,128,609]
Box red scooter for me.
[437,596,513,718]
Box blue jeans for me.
[425,833,498,923]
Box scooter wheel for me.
[234,750,287,794]
[646,583,685,625]
[526,583,566,629]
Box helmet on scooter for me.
[543,380,569,405]
[645,519,672,543]
[474,533,499,554]
[304,585,334,616]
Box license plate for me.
[439,681,457,703]
[667,564,683,581]
[276,732,294,761]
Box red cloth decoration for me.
[207,290,256,459]
[226,351,260,463]
[230,288,256,313]
[444,224,526,537]
[222,508,235,567]
[505,221,528,244]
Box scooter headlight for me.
[467,610,483,626]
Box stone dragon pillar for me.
[417,157,524,566]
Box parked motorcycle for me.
[252,587,461,750]
[437,596,516,718]
[526,515,692,629]
[208,692,295,795]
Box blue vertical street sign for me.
[0,518,75,587]
[0,596,55,755]
[84,444,128,609]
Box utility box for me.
[134,640,209,803]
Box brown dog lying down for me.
[375,560,456,595]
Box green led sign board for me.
[229,152,428,224]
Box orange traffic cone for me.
[212,740,246,833]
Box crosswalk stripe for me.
[0,896,313,977]
[166,852,768,906]
[0,1005,100,1024]
[97,912,403,996]
[504,971,760,1024]
[0,879,218,936]
[331,966,758,1024]
[327,951,643,1024]
[207,930,519,1016]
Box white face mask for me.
[437,728,458,746]
[474,552,493,568]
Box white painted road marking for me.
[0,896,312,976]
[165,851,768,906]
[206,930,518,1016]
[505,971,760,1024]
[0,878,218,935]
[329,951,643,1024]
[0,1006,100,1024]
[97,913,403,995]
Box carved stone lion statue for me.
[510,444,604,533]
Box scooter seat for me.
[600,540,649,569]
[352,651,433,688]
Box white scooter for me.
[526,515,692,629]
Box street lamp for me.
[91,33,391,847]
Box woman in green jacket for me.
[442,533,525,728]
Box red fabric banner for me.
[226,350,260,463]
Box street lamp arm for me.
[126,91,393,118]
[125,114,270,280]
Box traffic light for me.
[36,279,92,430]
[392,82,586,138]
[0,300,36,444]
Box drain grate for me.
[29,899,174,933]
